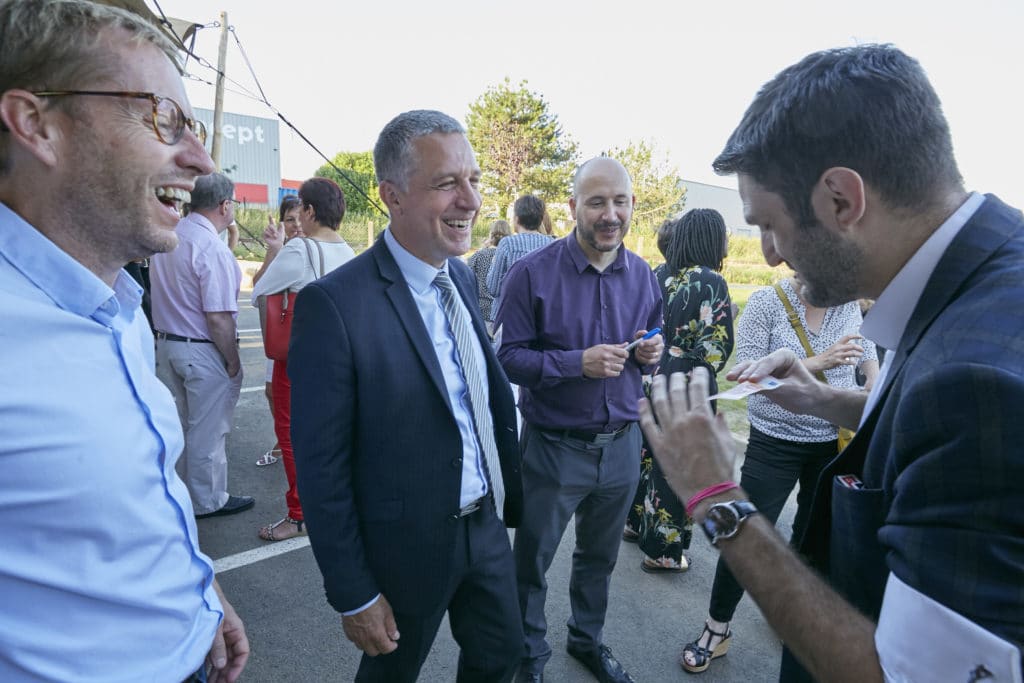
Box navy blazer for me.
[799,195,1024,653]
[288,238,523,616]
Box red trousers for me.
[271,359,302,521]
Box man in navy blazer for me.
[289,110,524,682]
[639,45,1023,682]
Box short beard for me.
[582,221,625,253]
[793,222,863,307]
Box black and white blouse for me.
[736,279,877,442]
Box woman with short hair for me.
[251,177,356,541]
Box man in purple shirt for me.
[495,157,663,683]
[151,172,253,518]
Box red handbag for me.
[258,238,324,361]
[261,290,293,361]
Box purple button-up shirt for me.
[494,232,662,431]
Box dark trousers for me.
[708,426,836,623]
[513,423,641,673]
[355,502,523,683]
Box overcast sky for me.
[163,0,1023,207]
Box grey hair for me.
[0,0,180,173]
[189,172,234,211]
[373,110,465,189]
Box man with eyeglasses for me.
[150,172,253,520]
[0,1,247,681]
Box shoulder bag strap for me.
[314,240,325,278]
[300,237,326,279]
[774,282,828,384]
[283,237,314,313]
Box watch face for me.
[706,504,740,532]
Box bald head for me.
[573,157,632,199]
[569,156,635,265]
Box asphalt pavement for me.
[199,296,798,682]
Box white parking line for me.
[240,386,263,393]
[213,536,311,574]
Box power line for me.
[149,0,387,216]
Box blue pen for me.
[624,327,661,352]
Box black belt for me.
[458,497,484,517]
[541,424,631,445]
[157,331,212,344]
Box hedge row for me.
[233,210,784,286]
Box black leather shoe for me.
[195,495,255,519]
[567,643,635,683]
[515,670,543,683]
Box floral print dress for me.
[627,264,734,565]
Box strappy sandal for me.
[258,516,307,542]
[255,449,280,467]
[622,525,639,542]
[680,621,731,673]
[641,555,689,573]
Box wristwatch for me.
[700,500,759,546]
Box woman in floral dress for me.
[624,209,734,572]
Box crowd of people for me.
[2,2,1022,682]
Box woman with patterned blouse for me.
[625,209,734,573]
[679,275,879,674]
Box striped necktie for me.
[433,269,504,519]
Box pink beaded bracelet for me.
[685,481,739,518]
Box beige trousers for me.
[156,339,242,515]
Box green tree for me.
[605,140,686,228]
[315,150,385,216]
[466,78,579,218]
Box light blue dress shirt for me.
[0,203,222,682]
[383,228,490,507]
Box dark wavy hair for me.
[713,44,961,227]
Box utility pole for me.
[210,11,229,170]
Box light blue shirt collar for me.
[383,225,450,291]
[0,202,141,323]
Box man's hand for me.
[726,348,822,416]
[342,595,400,657]
[205,311,241,378]
[582,343,630,378]
[631,329,663,366]
[207,581,250,683]
[805,334,864,374]
[639,369,736,503]
[726,348,867,429]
